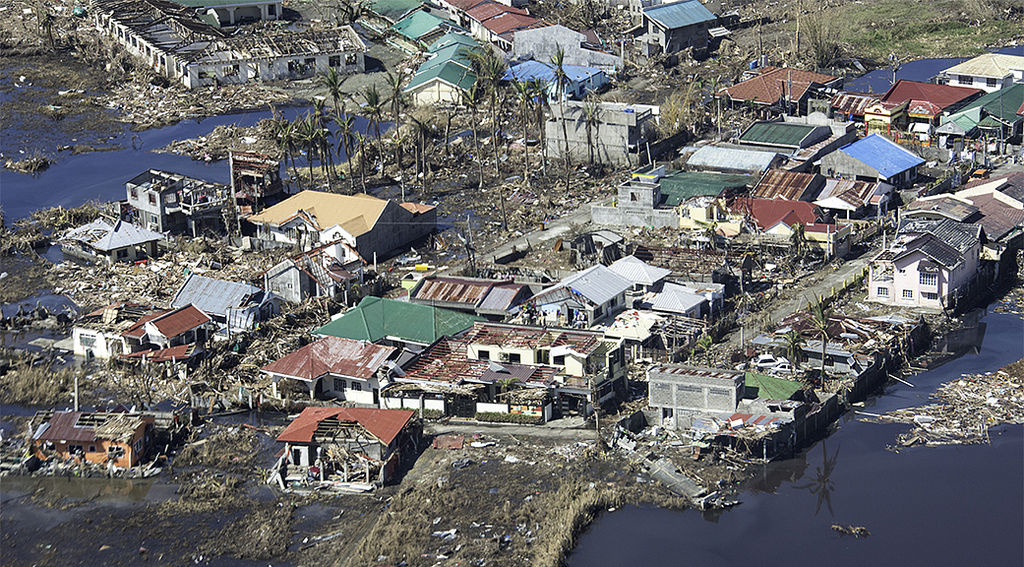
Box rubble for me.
[864,360,1024,449]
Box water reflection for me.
[793,440,840,517]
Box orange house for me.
[32,411,154,468]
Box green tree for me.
[274,119,302,191]
[697,335,714,367]
[458,82,485,190]
[466,47,506,177]
[361,85,386,175]
[781,330,805,372]
[295,115,319,185]
[318,68,344,116]
[333,106,357,192]
[808,295,832,375]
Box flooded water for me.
[569,311,1024,566]
[1,107,379,222]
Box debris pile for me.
[154,119,282,161]
[868,361,1024,449]
[98,82,293,130]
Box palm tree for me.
[808,295,832,375]
[311,98,335,188]
[274,119,302,191]
[551,45,571,189]
[333,106,357,192]
[512,79,533,188]
[581,95,600,166]
[409,114,435,194]
[458,83,485,190]
[466,47,506,177]
[361,85,386,175]
[40,12,55,49]
[353,131,368,192]
[790,222,808,261]
[697,335,713,367]
[295,115,319,186]
[781,329,805,372]
[529,80,549,175]
[384,71,406,175]
[318,68,343,116]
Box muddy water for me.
[569,311,1024,566]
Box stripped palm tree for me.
[295,115,319,186]
[512,79,533,188]
[384,71,407,175]
[551,45,571,189]
[274,119,302,191]
[466,47,506,177]
[361,85,386,175]
[333,106,357,193]
[457,82,485,189]
[529,79,549,175]
[408,113,436,195]
[581,94,600,166]
[311,98,335,189]
[352,131,368,192]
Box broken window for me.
[345,53,357,66]
[334,378,347,391]
[223,65,239,77]
[478,349,490,360]
[130,187,138,200]
[352,382,362,391]
[329,55,341,67]
[148,193,157,205]
[268,4,276,15]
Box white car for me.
[754,354,793,373]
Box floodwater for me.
[1,107,378,222]
[569,311,1024,566]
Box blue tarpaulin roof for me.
[839,134,925,179]
[503,60,604,84]
[643,0,716,30]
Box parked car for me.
[754,354,793,373]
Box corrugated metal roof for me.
[558,264,632,305]
[723,67,837,106]
[247,191,389,236]
[461,322,602,354]
[276,407,414,445]
[658,171,752,205]
[815,178,888,211]
[881,80,982,111]
[941,53,1024,79]
[414,277,492,306]
[608,255,672,286]
[685,146,780,174]
[897,218,979,255]
[838,134,924,179]
[477,283,527,312]
[751,170,822,200]
[642,0,715,29]
[148,304,211,338]
[405,60,476,92]
[262,336,395,381]
[906,195,980,222]
[62,219,164,252]
[428,32,479,53]
[392,10,457,41]
[830,91,882,117]
[170,274,265,317]
[504,60,604,84]
[747,198,821,230]
[965,193,1024,241]
[315,296,483,345]
[738,122,816,148]
[647,283,705,315]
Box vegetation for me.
[475,411,545,425]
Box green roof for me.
[429,32,478,53]
[391,10,455,42]
[419,43,471,72]
[405,60,476,93]
[370,0,427,22]
[738,122,817,148]
[744,372,803,400]
[658,171,753,206]
[314,296,483,345]
[954,83,1024,123]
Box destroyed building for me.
[72,302,214,360]
[31,411,155,468]
[262,239,364,304]
[546,101,659,167]
[60,219,164,264]
[262,337,398,405]
[91,0,367,89]
[275,407,419,485]
[124,169,231,235]
[170,274,280,330]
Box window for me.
[919,273,937,286]
[148,193,157,205]
[88,445,97,453]
[352,382,362,391]
[959,75,973,85]
[903,289,913,299]
[79,333,96,348]
[345,53,357,65]
[986,77,997,87]
[630,192,638,201]
[268,4,276,15]
[329,55,341,67]
[923,292,939,300]
[223,65,239,77]
[334,378,347,391]
[897,268,906,274]
[536,349,550,364]
[164,193,177,204]
[553,355,565,366]
[130,187,138,200]
[69,444,84,455]
[877,287,889,297]
[509,353,521,363]
[478,349,490,360]
[117,249,128,259]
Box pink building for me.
[868,219,981,309]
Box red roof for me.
[724,67,837,105]
[446,0,490,11]
[483,12,543,35]
[276,407,414,445]
[121,310,166,339]
[466,1,529,22]
[149,305,211,338]
[748,198,821,230]
[35,411,95,443]
[881,80,982,115]
[123,343,200,363]
[260,336,396,382]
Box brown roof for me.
[483,12,544,35]
[276,406,414,445]
[751,170,822,200]
[830,91,883,118]
[461,322,602,354]
[747,198,822,230]
[401,337,559,386]
[149,305,211,338]
[967,193,1024,241]
[261,336,396,382]
[724,67,837,105]
[123,343,201,363]
[33,411,146,444]
[466,1,529,22]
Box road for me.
[479,196,613,265]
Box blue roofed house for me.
[639,0,716,56]
[504,60,608,101]
[820,134,925,189]
[170,274,280,331]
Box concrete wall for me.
[648,366,744,417]
[592,205,679,228]
[513,25,623,72]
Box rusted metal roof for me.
[751,170,823,201]
[830,91,882,118]
[261,336,396,382]
[401,337,559,386]
[123,343,201,363]
[32,411,146,444]
[149,304,211,338]
[276,407,414,445]
[461,322,602,355]
[415,277,492,306]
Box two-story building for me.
[546,101,659,167]
[527,264,632,327]
[124,169,231,235]
[868,218,982,309]
[639,0,716,55]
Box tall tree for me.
[333,105,357,192]
[512,79,533,188]
[352,131,368,192]
[311,98,335,189]
[458,83,485,190]
[781,330,805,372]
[529,80,549,176]
[409,114,436,195]
[274,119,302,192]
[466,47,507,177]
[318,68,343,116]
[384,71,407,175]
[581,95,600,166]
[361,85,386,176]
[551,46,572,189]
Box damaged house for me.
[262,336,397,405]
[170,273,279,331]
[261,239,364,304]
[72,302,214,362]
[275,407,419,485]
[124,169,231,236]
[61,219,164,265]
[31,410,155,468]
[92,0,366,89]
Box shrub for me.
[474,411,544,425]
